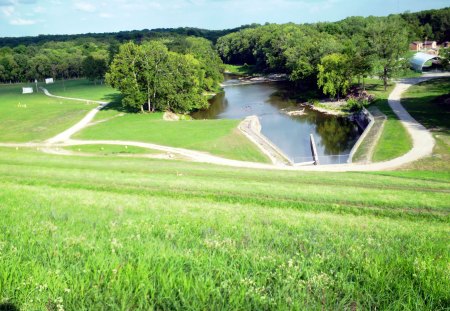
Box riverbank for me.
[220,73,288,87]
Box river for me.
[192,77,362,164]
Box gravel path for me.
[2,74,449,172]
[42,88,109,143]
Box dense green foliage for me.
[367,17,410,90]
[106,41,209,113]
[0,39,110,83]
[400,7,450,42]
[165,37,224,92]
[216,9,448,94]
[317,53,351,99]
[82,55,108,83]
[0,147,449,310]
[0,25,258,47]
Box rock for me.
[163,111,180,121]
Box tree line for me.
[0,39,111,83]
[216,12,447,98]
[0,7,448,112]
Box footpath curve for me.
[1,74,449,172]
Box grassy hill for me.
[0,147,449,310]
[0,83,92,142]
[0,78,449,310]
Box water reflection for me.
[192,78,361,164]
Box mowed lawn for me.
[44,79,120,102]
[0,147,449,310]
[365,79,413,162]
[0,83,93,142]
[401,78,450,171]
[75,110,270,163]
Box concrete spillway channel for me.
[239,116,293,167]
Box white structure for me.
[45,78,54,84]
[410,52,442,72]
[22,87,33,94]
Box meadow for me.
[0,83,92,142]
[401,77,450,171]
[363,79,413,162]
[0,146,449,310]
[0,78,449,310]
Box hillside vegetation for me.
[0,146,449,310]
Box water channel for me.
[192,76,362,164]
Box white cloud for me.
[33,5,45,13]
[1,5,14,16]
[99,12,113,18]
[10,17,36,25]
[74,1,96,12]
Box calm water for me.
[193,77,361,164]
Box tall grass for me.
[0,148,449,310]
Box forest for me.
[0,7,448,112]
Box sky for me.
[0,0,449,37]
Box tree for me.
[82,54,108,84]
[367,17,409,90]
[106,42,145,112]
[317,53,352,100]
[106,41,207,113]
[344,35,374,92]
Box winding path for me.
[2,74,449,172]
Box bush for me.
[345,98,368,112]
[308,98,320,106]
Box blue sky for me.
[0,0,449,37]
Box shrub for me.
[345,98,367,112]
[308,98,320,106]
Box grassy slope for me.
[400,78,450,171]
[364,79,413,162]
[44,79,120,102]
[0,147,448,310]
[224,64,256,76]
[64,144,159,155]
[75,112,269,163]
[0,83,91,142]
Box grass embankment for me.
[76,109,269,163]
[364,79,413,162]
[64,144,158,156]
[0,147,448,310]
[224,64,256,76]
[0,83,91,142]
[400,78,450,171]
[44,79,120,102]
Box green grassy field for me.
[75,111,270,163]
[64,144,159,156]
[1,78,449,310]
[401,78,450,171]
[44,79,120,102]
[364,79,413,162]
[0,83,92,142]
[0,147,449,310]
[224,64,256,76]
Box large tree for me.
[367,17,410,91]
[317,53,352,100]
[106,41,207,113]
